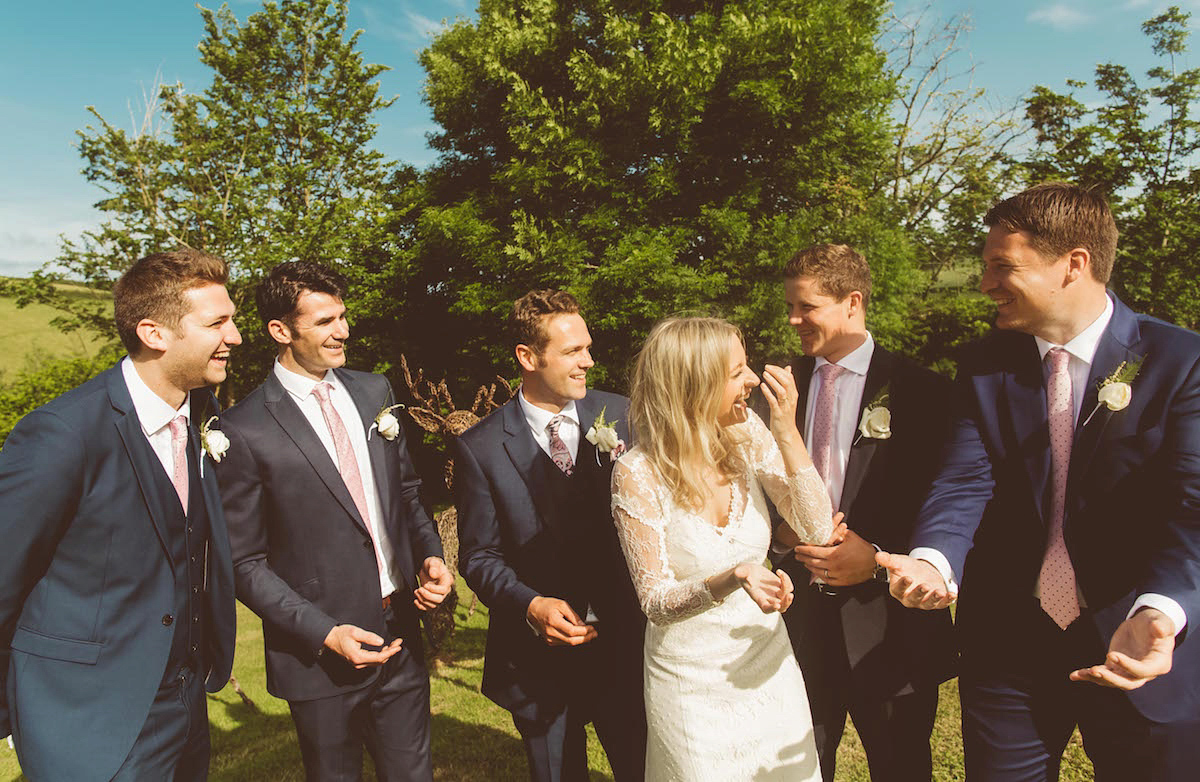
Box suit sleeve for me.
[453,436,539,616]
[0,410,85,735]
[910,369,997,583]
[383,381,443,570]
[1145,353,1200,635]
[216,422,338,652]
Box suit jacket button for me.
[162,614,174,626]
[363,541,372,550]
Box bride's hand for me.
[759,364,801,447]
[734,563,795,614]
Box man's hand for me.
[793,529,876,586]
[323,624,403,668]
[1070,607,1175,690]
[876,551,956,609]
[414,556,454,611]
[527,596,598,646]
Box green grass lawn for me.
[0,581,1096,781]
[0,281,110,383]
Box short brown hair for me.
[113,248,229,355]
[255,261,349,332]
[782,243,872,307]
[984,182,1118,283]
[510,290,581,355]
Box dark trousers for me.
[111,664,209,782]
[512,634,646,782]
[798,591,940,782]
[288,609,432,782]
[960,599,1200,782]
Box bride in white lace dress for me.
[611,317,836,781]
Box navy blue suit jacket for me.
[779,347,956,702]
[453,391,644,720]
[216,368,444,702]
[913,296,1200,722]
[0,364,236,781]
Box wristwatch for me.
[870,543,889,584]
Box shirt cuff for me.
[908,547,959,594]
[1129,594,1187,637]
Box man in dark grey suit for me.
[216,261,452,782]
[454,290,646,782]
[771,244,955,781]
[0,248,241,781]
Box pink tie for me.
[1039,348,1081,629]
[546,415,574,476]
[810,363,846,497]
[169,416,189,512]
[312,383,383,573]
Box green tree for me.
[388,0,918,389]
[10,0,396,398]
[1024,5,1200,328]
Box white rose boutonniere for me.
[854,386,892,443]
[1082,357,1143,427]
[369,403,405,440]
[585,406,626,463]
[199,416,230,476]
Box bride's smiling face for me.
[717,334,760,427]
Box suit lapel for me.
[841,349,895,513]
[262,373,371,534]
[108,368,176,565]
[791,356,816,435]
[338,370,393,520]
[502,397,569,543]
[1069,297,1144,493]
[1003,336,1052,526]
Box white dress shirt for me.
[274,361,398,598]
[804,333,875,511]
[517,389,597,623]
[518,390,581,462]
[910,295,1186,634]
[121,357,190,480]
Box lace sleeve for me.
[611,454,719,626]
[738,411,834,544]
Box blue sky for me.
[0,0,1193,276]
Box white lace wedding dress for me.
[611,411,832,781]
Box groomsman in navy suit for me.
[0,248,241,781]
[881,183,1200,780]
[216,261,451,781]
[454,290,647,781]
[770,244,955,781]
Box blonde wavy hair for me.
[629,317,750,512]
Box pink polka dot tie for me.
[1039,348,1081,629]
[168,416,189,513]
[810,362,846,498]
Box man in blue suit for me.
[454,290,646,781]
[0,248,242,781]
[879,183,1200,780]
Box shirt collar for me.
[274,360,344,402]
[1034,293,1114,366]
[120,357,191,438]
[518,389,579,434]
[813,332,875,377]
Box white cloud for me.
[362,3,453,46]
[0,202,100,278]
[1027,5,1093,30]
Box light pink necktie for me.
[546,415,574,476]
[312,383,383,573]
[169,416,189,513]
[810,363,846,497]
[1039,348,1081,629]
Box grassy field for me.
[0,280,110,382]
[0,581,1095,781]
